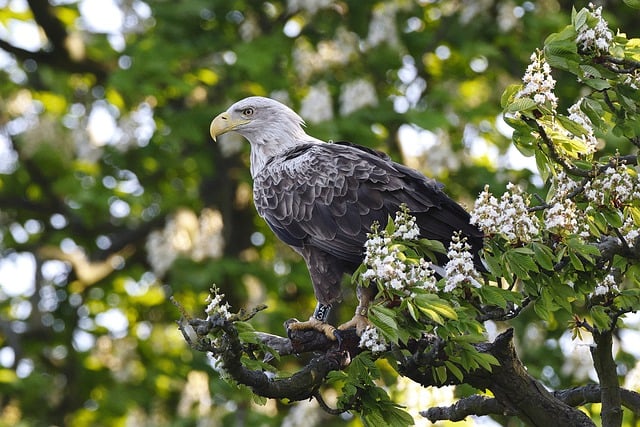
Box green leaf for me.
[569,251,585,271]
[623,0,640,9]
[590,306,611,330]
[434,365,448,384]
[383,406,415,427]
[533,294,552,321]
[503,248,539,279]
[414,294,458,322]
[531,242,555,270]
[583,78,611,90]
[573,8,588,30]
[417,306,444,325]
[473,353,499,372]
[557,114,588,137]
[505,97,537,113]
[602,208,623,228]
[477,285,521,309]
[364,411,386,427]
[501,84,522,108]
[445,361,465,382]
[369,305,399,343]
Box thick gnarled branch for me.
[176,306,640,425]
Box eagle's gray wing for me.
[253,142,481,267]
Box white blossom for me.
[545,172,580,234]
[594,273,619,296]
[205,286,232,320]
[583,166,640,206]
[443,232,482,292]
[516,49,558,110]
[292,28,358,82]
[281,399,321,427]
[621,215,640,248]
[208,353,229,379]
[361,209,437,293]
[576,3,612,55]
[366,2,400,48]
[623,72,640,90]
[339,79,378,116]
[300,82,333,124]
[470,183,540,243]
[146,208,224,276]
[287,0,333,14]
[567,99,598,155]
[358,326,387,353]
[391,207,420,241]
[545,198,579,233]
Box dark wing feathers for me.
[253,142,482,268]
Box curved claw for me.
[332,328,344,348]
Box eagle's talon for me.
[332,329,344,348]
[287,316,337,340]
[338,314,372,336]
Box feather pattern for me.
[213,97,483,306]
[253,142,483,303]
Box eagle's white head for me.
[210,96,323,177]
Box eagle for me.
[210,96,484,340]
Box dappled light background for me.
[1,1,639,426]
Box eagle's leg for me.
[337,285,374,335]
[287,302,338,340]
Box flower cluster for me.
[575,3,612,55]
[623,72,640,90]
[583,166,640,207]
[391,206,420,240]
[594,273,620,296]
[545,172,580,235]
[205,286,232,321]
[146,208,224,277]
[300,82,334,124]
[361,233,437,293]
[361,208,437,293]
[621,216,640,248]
[339,79,378,116]
[443,232,482,293]
[470,183,540,243]
[358,325,388,353]
[567,99,598,155]
[516,49,558,109]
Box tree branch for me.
[421,394,514,422]
[0,1,109,80]
[179,307,598,427]
[179,313,352,402]
[399,329,595,427]
[422,384,640,423]
[591,330,623,427]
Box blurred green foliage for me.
[0,1,639,426]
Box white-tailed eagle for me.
[210,96,484,339]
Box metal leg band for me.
[313,303,332,322]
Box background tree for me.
[0,1,639,426]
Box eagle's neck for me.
[247,127,323,178]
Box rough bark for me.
[178,312,640,426]
[591,330,623,427]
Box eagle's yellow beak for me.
[210,112,248,142]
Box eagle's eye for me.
[242,107,255,117]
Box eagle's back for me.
[253,142,482,267]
